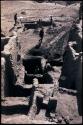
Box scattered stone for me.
[50,113,55,118]
[53,118,58,123]
[58,117,63,123]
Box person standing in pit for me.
[39,27,44,43]
[50,16,55,29]
[50,16,53,26]
[35,27,44,49]
[14,13,18,26]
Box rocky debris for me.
[59,87,77,96]
[57,117,63,123]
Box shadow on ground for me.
[1,104,29,115]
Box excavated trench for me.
[1,21,82,125]
[1,18,82,100]
[1,2,82,123]
[0,30,70,98]
[22,55,54,85]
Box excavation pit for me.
[23,55,48,84]
[22,19,55,31]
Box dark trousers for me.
[14,19,17,26]
[39,36,43,42]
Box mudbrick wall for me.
[1,32,20,97]
[1,57,6,98]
